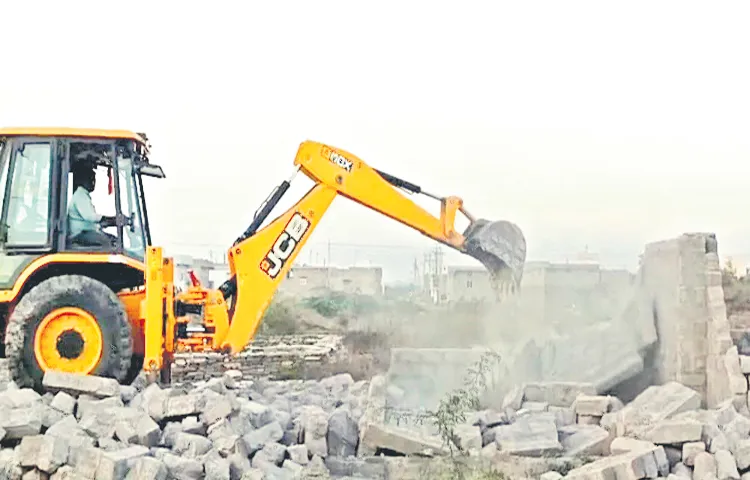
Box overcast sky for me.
[2,1,749,276]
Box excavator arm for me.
[212,140,527,354]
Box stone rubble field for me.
[0,232,746,479]
[0,369,370,480]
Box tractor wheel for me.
[5,275,133,389]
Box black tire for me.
[5,274,133,389]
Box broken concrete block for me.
[254,442,286,467]
[242,421,284,455]
[287,445,309,465]
[172,432,213,458]
[672,462,692,478]
[50,392,76,415]
[114,421,137,445]
[300,406,329,458]
[682,441,706,466]
[605,382,702,437]
[19,435,68,473]
[41,405,67,429]
[454,425,482,452]
[540,472,563,480]
[0,388,42,409]
[548,406,576,428]
[577,415,601,425]
[640,419,703,444]
[734,439,750,470]
[714,449,740,480]
[565,443,669,479]
[501,384,524,410]
[356,375,386,457]
[76,396,123,421]
[42,371,120,398]
[238,401,273,429]
[163,394,206,419]
[494,415,563,457]
[159,452,204,480]
[522,382,597,407]
[520,401,548,412]
[610,437,659,455]
[0,405,43,439]
[559,425,611,457]
[203,450,230,480]
[726,347,749,395]
[360,423,447,456]
[200,397,233,426]
[693,451,717,480]
[135,415,161,447]
[79,413,116,440]
[124,456,168,480]
[573,395,618,417]
[96,446,150,479]
[739,355,750,374]
[327,408,359,457]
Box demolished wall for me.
[641,233,734,408]
[385,232,737,416]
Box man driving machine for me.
[67,163,117,248]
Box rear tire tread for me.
[4,275,133,389]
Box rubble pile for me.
[0,368,370,479]
[359,348,750,479]
[171,335,344,383]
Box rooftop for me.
[0,127,147,145]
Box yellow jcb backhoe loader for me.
[0,127,526,390]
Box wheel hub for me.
[56,329,84,359]
[34,306,104,374]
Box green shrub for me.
[260,297,298,334]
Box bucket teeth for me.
[463,219,527,291]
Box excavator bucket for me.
[462,219,527,293]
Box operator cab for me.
[0,129,165,262]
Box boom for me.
[211,141,526,353]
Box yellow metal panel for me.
[294,141,466,249]
[0,253,146,304]
[163,257,176,356]
[142,247,164,371]
[221,183,337,353]
[0,127,147,145]
[118,289,146,355]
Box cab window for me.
[2,142,53,247]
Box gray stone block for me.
[43,371,120,398]
[493,415,563,457]
[19,434,69,473]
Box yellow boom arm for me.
[215,141,497,353]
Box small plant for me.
[389,349,504,480]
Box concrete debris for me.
[0,369,378,480]
[2,230,749,479]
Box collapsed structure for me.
[0,231,744,479]
[387,232,735,414]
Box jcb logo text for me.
[261,213,310,279]
[321,146,353,172]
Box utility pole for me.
[326,239,332,289]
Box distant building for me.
[281,265,383,297]
[170,255,383,298]
[429,260,635,308]
[174,255,217,289]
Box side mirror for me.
[139,164,166,178]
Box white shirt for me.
[68,186,102,237]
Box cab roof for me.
[0,127,148,146]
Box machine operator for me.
[67,164,117,248]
